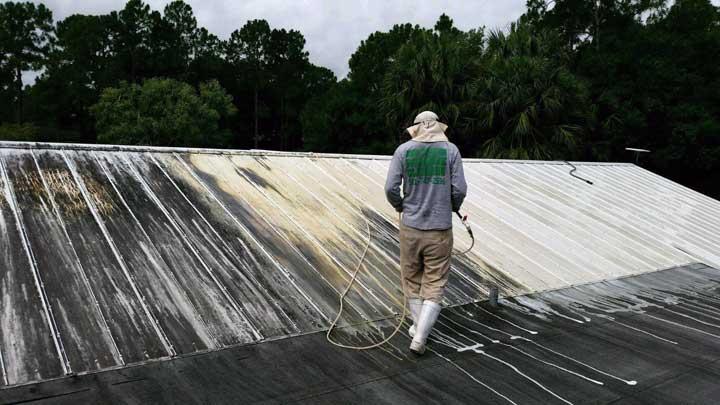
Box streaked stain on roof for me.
[1,141,718,387]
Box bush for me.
[91,78,236,147]
[0,123,40,141]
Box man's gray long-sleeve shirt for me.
[384,140,467,230]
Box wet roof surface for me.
[2,142,720,402]
[2,263,720,404]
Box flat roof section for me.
[2,263,719,404]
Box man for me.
[384,111,467,355]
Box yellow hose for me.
[325,213,408,350]
[325,211,474,350]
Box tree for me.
[0,52,14,122]
[186,27,227,88]
[91,78,236,147]
[524,0,666,50]
[0,122,37,140]
[475,24,589,160]
[334,23,425,152]
[226,19,272,148]
[3,2,334,153]
[106,0,156,82]
[379,16,482,151]
[301,79,363,153]
[163,1,197,56]
[304,15,483,155]
[152,0,198,78]
[24,13,111,140]
[266,28,311,150]
[348,23,423,97]
[224,19,328,150]
[525,0,720,196]
[0,1,54,123]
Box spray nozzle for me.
[455,211,473,235]
[455,211,475,254]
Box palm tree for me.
[379,21,481,148]
[473,23,589,160]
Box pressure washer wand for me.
[453,212,499,306]
[455,211,472,237]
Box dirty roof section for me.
[3,263,720,404]
[1,141,719,389]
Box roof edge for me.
[0,141,634,166]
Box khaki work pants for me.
[399,222,453,303]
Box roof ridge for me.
[0,141,631,166]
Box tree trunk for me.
[15,68,23,124]
[280,96,285,150]
[253,84,259,149]
[594,0,601,51]
[130,48,138,83]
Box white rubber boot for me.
[409,300,441,355]
[407,298,423,338]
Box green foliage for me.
[301,80,365,153]
[302,23,427,154]
[0,122,37,140]
[1,0,719,197]
[2,1,330,151]
[23,13,110,140]
[476,24,589,160]
[0,1,54,122]
[348,23,423,97]
[565,0,720,191]
[91,78,236,147]
[107,0,157,82]
[225,18,329,149]
[379,18,481,150]
[160,0,198,73]
[0,122,83,142]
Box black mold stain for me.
[253,156,273,171]
[232,166,282,195]
[185,155,374,324]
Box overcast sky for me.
[28,0,720,83]
[31,0,527,79]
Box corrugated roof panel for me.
[5,262,720,404]
[168,152,350,327]
[2,141,720,388]
[179,153,384,322]
[348,156,720,292]
[495,163,680,267]
[0,152,64,385]
[312,156,518,294]
[1,150,122,377]
[88,151,217,354]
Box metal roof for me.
[3,263,720,404]
[1,141,719,388]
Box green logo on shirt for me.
[406,147,447,185]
